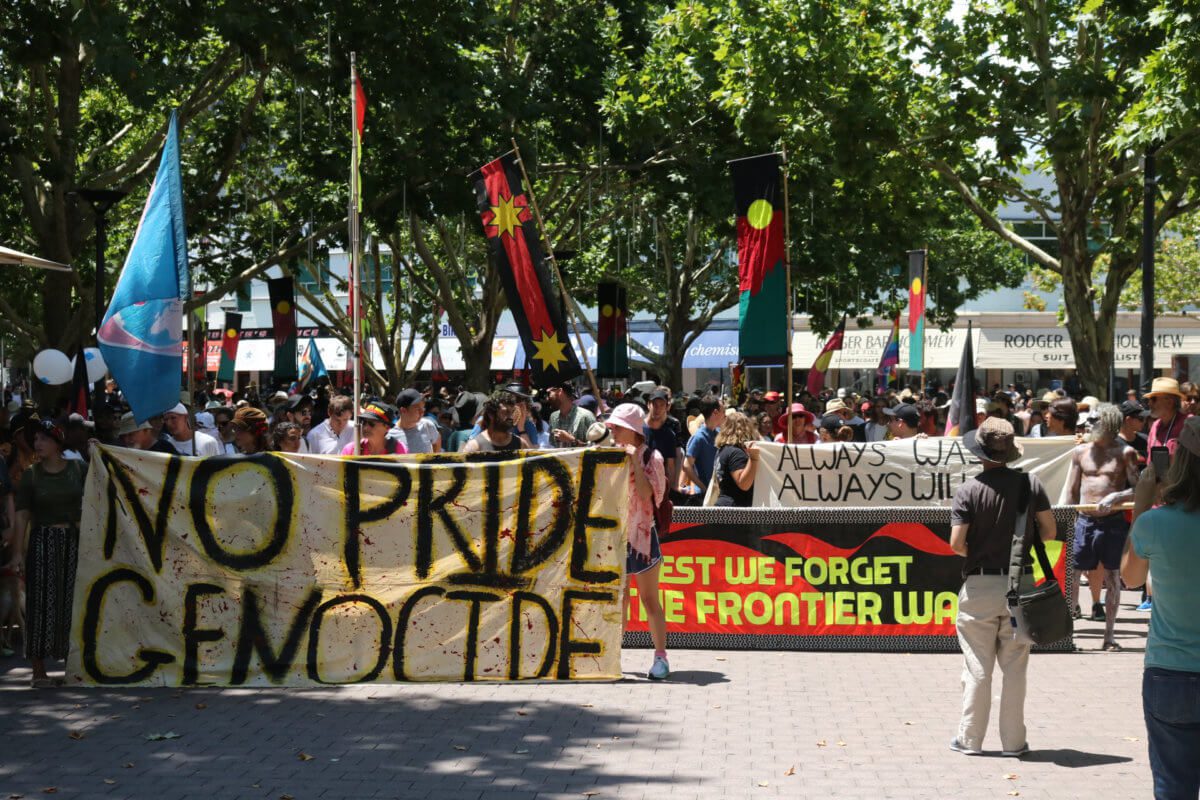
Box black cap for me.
[649,388,670,402]
[395,388,424,409]
[501,381,531,399]
[883,403,921,428]
[1119,399,1148,419]
[286,393,313,410]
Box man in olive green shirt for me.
[548,382,595,447]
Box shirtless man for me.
[1065,403,1140,650]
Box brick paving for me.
[1,591,1152,800]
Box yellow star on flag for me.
[488,192,524,240]
[532,330,568,372]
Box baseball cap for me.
[883,403,920,428]
[1118,400,1148,419]
[394,388,424,409]
[763,390,782,402]
[286,393,313,410]
[649,388,670,403]
[164,402,189,417]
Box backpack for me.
[642,446,673,534]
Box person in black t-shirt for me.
[1118,400,1149,463]
[712,411,761,507]
[948,417,1057,757]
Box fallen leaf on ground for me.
[757,780,769,787]
[102,780,115,785]
[784,765,795,776]
[715,657,727,661]
[712,704,721,709]
[837,740,846,747]
[516,710,528,716]
[453,745,468,751]
[121,763,133,769]
[816,740,827,747]
[583,792,600,798]
[904,721,913,726]
[194,703,207,710]
[67,731,84,740]
[1007,792,1020,797]
[297,752,314,761]
[144,732,181,741]
[1123,736,1139,742]
[581,703,594,708]
[1003,773,1018,780]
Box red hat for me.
[774,403,814,435]
[763,391,782,402]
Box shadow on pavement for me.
[0,660,675,799]
[1019,748,1134,768]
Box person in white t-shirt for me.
[162,403,223,457]
[307,394,356,454]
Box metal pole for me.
[781,146,794,444]
[1140,149,1156,393]
[350,52,361,454]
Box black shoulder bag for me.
[1007,474,1073,645]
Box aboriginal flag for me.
[596,281,628,378]
[217,312,241,385]
[806,315,846,396]
[731,153,787,365]
[268,277,298,383]
[472,152,581,385]
[908,249,927,373]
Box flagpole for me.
[511,138,602,401]
[919,245,928,397]
[186,306,195,405]
[781,146,794,444]
[350,52,362,454]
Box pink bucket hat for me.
[604,403,646,437]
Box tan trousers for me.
[956,574,1032,752]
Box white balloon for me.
[83,347,108,383]
[33,349,73,385]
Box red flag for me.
[68,346,90,418]
[806,315,846,396]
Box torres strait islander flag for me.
[731,153,787,365]
[216,312,241,385]
[472,152,581,385]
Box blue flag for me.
[98,111,190,422]
[297,338,328,390]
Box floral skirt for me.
[24,525,79,661]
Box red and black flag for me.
[472,152,581,385]
[216,312,242,385]
[267,277,298,383]
[596,281,628,378]
[731,153,787,365]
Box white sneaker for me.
[949,738,982,755]
[648,655,670,680]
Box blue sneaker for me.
[648,655,670,680]
[1137,599,1152,611]
[949,738,982,755]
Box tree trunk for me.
[1059,242,1112,396]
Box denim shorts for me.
[626,525,663,577]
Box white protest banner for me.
[752,438,1077,508]
[69,447,628,687]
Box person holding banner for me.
[715,411,762,507]
[343,402,406,456]
[606,403,670,680]
[949,417,1057,757]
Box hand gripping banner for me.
[69,447,629,686]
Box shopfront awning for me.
[791,327,975,370]
[974,328,1200,369]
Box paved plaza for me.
[2,591,1151,800]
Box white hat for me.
[194,411,217,432]
[164,402,189,416]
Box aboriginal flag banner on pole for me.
[806,315,846,396]
[268,277,298,383]
[216,312,241,385]
[944,320,977,437]
[596,281,628,378]
[472,152,581,385]
[731,153,787,365]
[907,249,927,374]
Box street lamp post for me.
[71,187,128,418]
[1140,150,1157,394]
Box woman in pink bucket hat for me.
[605,403,671,680]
